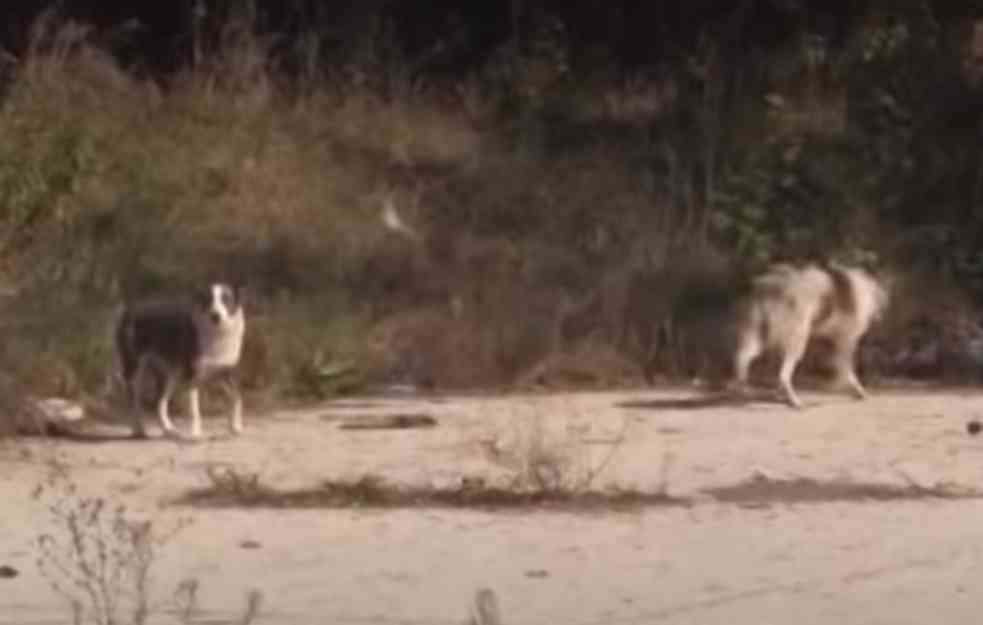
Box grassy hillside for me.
[1,8,981,422]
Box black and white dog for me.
[116,283,246,440]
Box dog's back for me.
[737,264,832,350]
[116,300,200,382]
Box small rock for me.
[17,397,87,436]
[239,540,262,550]
[967,420,981,436]
[35,398,86,422]
[0,565,19,579]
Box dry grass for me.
[176,407,678,512]
[33,465,189,625]
[33,464,265,625]
[0,9,974,433]
[1,11,737,416]
[176,471,685,512]
[175,468,976,512]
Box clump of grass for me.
[477,406,633,494]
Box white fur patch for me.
[194,284,245,374]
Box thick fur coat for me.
[731,262,888,407]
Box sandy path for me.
[2,388,983,624]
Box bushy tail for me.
[114,304,137,380]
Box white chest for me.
[194,313,245,374]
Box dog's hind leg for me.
[731,333,762,397]
[125,358,149,439]
[777,326,810,409]
[155,373,180,439]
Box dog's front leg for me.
[731,336,762,398]
[187,386,204,439]
[127,358,150,439]
[219,373,243,435]
[229,393,243,435]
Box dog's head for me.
[193,283,243,327]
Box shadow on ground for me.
[706,475,980,507]
[617,389,781,411]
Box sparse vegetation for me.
[33,465,264,624]
[179,471,685,511]
[177,464,978,511]
[178,410,677,510]
[33,466,191,625]
[477,408,633,494]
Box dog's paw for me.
[161,427,183,440]
[162,428,203,444]
[725,383,753,404]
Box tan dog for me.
[731,262,888,407]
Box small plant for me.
[33,465,190,625]
[295,351,362,399]
[168,577,265,625]
[171,578,200,624]
[467,588,503,625]
[480,405,630,494]
[203,465,269,502]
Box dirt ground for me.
[3,386,983,624]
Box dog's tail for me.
[825,261,888,325]
[114,303,138,381]
[823,262,858,317]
